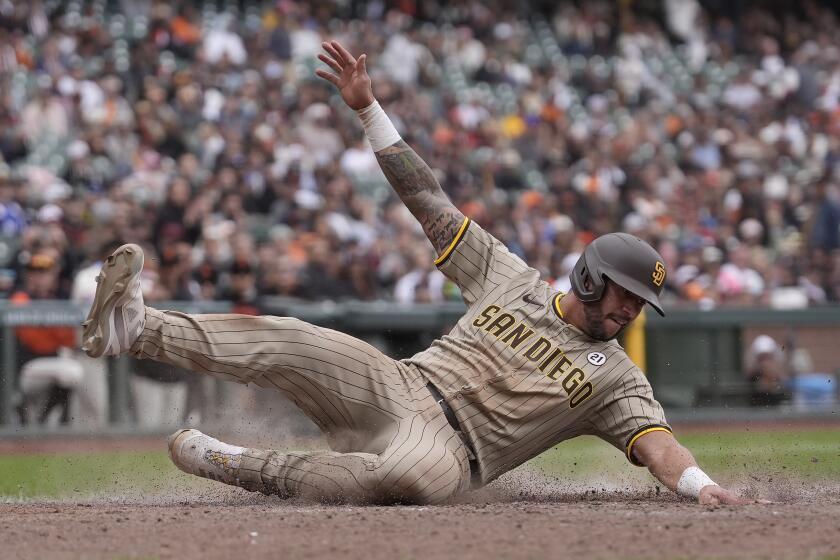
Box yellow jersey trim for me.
[552,293,565,320]
[434,217,471,266]
[625,425,672,466]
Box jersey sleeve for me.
[434,217,531,306]
[588,367,671,466]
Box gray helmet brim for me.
[604,270,665,316]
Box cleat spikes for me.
[80,243,145,358]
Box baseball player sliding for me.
[82,40,754,506]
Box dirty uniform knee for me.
[376,457,470,505]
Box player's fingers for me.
[357,53,367,74]
[321,42,345,67]
[324,41,345,64]
[314,69,340,86]
[332,40,357,66]
[318,53,343,73]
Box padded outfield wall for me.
[0,300,838,425]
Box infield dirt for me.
[2,471,839,560]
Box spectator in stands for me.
[745,335,790,407]
[809,178,840,252]
[221,257,260,316]
[169,5,202,59]
[11,252,78,424]
[0,178,27,237]
[717,244,766,305]
[1,0,839,310]
[394,246,447,304]
[297,236,357,301]
[19,78,68,144]
[203,14,247,66]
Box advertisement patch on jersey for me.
[587,352,606,366]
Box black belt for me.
[427,382,480,483]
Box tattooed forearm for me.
[374,140,465,255]
[421,208,464,255]
[375,140,439,198]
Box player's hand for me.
[316,40,375,110]
[698,485,767,505]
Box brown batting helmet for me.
[570,233,667,316]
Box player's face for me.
[581,280,646,341]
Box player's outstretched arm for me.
[632,430,758,505]
[316,40,466,256]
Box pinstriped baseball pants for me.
[131,308,471,504]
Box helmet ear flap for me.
[570,251,606,303]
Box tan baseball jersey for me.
[403,217,671,485]
[125,217,667,503]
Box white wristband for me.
[356,100,401,152]
[676,466,717,499]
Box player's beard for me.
[581,302,627,341]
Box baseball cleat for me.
[81,244,146,358]
[168,429,247,486]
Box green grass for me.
[0,451,176,499]
[529,429,840,482]
[1,428,838,499]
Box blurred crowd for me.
[0,0,839,315]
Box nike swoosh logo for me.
[522,294,540,305]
